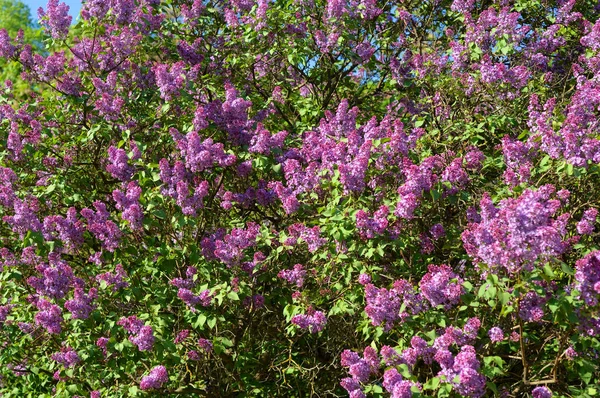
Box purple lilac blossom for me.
[291,310,327,333]
[488,327,504,342]
[140,365,168,390]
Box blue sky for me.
[22,0,82,22]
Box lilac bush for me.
[0,0,599,395]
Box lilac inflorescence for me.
[118,315,155,351]
[140,365,168,390]
[278,264,306,288]
[462,186,569,274]
[51,346,80,368]
[419,264,464,309]
[291,310,327,333]
[38,0,72,39]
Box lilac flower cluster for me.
[140,365,168,390]
[203,83,254,145]
[429,223,445,240]
[153,62,189,101]
[96,337,109,356]
[212,223,260,267]
[198,338,213,352]
[27,253,74,299]
[38,0,72,39]
[34,299,62,334]
[363,280,428,330]
[64,288,97,319]
[518,291,547,322]
[451,346,486,397]
[81,201,122,252]
[42,208,85,251]
[419,264,464,309]
[532,386,553,398]
[51,346,80,368]
[462,186,569,274]
[177,288,212,309]
[113,181,144,230]
[287,224,327,253]
[158,159,210,216]
[117,316,155,351]
[488,327,504,342]
[96,264,129,291]
[171,266,212,309]
[0,303,14,326]
[106,146,135,182]
[249,124,288,155]
[355,206,389,239]
[291,310,327,333]
[3,197,43,238]
[501,136,536,187]
[395,156,441,219]
[340,347,379,385]
[171,128,237,173]
[382,368,414,398]
[527,74,600,167]
[278,264,306,288]
[92,72,124,121]
[273,101,424,210]
[574,251,600,307]
[577,208,598,235]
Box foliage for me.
[0,0,43,97]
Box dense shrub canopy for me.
[1,0,600,396]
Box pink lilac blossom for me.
[198,338,213,352]
[364,280,428,330]
[0,304,14,325]
[564,346,578,360]
[287,224,327,252]
[4,197,43,238]
[171,129,236,173]
[27,253,74,299]
[42,208,85,251]
[177,288,212,309]
[430,223,445,240]
[340,348,378,383]
[519,291,547,322]
[96,337,109,356]
[340,377,365,398]
[81,201,122,252]
[174,329,190,344]
[212,223,260,267]
[358,273,371,285]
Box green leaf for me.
[227,291,239,301]
[207,317,217,329]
